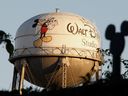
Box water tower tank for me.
[10,11,102,89]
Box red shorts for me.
[41,26,48,33]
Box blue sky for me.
[0,0,128,90]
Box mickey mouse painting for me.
[32,19,48,38]
[32,17,58,47]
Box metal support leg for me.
[97,66,102,80]
[12,66,18,90]
[19,63,26,95]
[94,61,100,81]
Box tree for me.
[0,30,14,58]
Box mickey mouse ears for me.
[121,20,128,36]
[105,24,115,40]
[105,20,128,40]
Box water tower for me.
[10,10,102,94]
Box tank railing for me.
[11,47,102,62]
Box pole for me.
[19,59,27,95]
[12,66,18,90]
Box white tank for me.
[10,11,102,89]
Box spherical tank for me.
[10,11,102,89]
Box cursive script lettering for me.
[82,39,97,48]
[67,23,97,38]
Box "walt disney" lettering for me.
[67,23,98,38]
